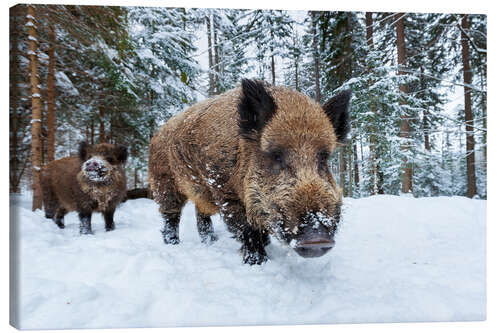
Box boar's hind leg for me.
[41,181,58,220]
[54,208,67,229]
[78,211,93,235]
[196,211,218,244]
[223,202,269,265]
[103,209,116,232]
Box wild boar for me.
[40,142,128,234]
[149,79,350,264]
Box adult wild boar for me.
[40,142,128,234]
[149,79,350,264]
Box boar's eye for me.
[272,151,283,163]
[318,150,330,170]
[267,150,285,172]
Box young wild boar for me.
[40,142,128,234]
[149,79,350,264]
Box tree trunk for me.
[47,24,56,162]
[366,12,378,195]
[270,28,276,85]
[28,5,43,211]
[353,137,360,187]
[348,143,353,197]
[460,14,477,198]
[479,61,486,172]
[271,54,276,85]
[99,106,105,143]
[134,168,138,189]
[10,8,20,193]
[377,160,385,194]
[366,12,374,48]
[420,67,431,151]
[311,12,321,102]
[339,148,346,197]
[149,118,155,141]
[295,59,299,91]
[213,15,220,94]
[90,118,95,145]
[206,15,214,96]
[396,13,412,194]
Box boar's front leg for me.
[196,211,218,244]
[78,211,93,235]
[161,212,181,244]
[222,201,269,265]
[103,209,116,232]
[154,174,187,245]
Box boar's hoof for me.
[200,232,218,244]
[162,231,180,245]
[55,221,65,229]
[105,223,115,232]
[242,249,268,265]
[80,228,93,235]
[79,223,93,235]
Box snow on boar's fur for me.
[149,79,351,264]
[40,142,128,234]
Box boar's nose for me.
[294,226,334,258]
[85,161,100,172]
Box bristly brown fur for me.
[149,79,350,264]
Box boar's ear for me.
[115,145,128,164]
[322,89,351,143]
[78,141,89,161]
[238,79,277,140]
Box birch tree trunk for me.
[460,14,477,198]
[28,5,43,210]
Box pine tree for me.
[27,5,43,210]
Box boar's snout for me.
[294,225,334,258]
[292,212,338,258]
[84,160,102,172]
[82,158,109,182]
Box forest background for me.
[8,3,487,210]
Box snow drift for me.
[10,193,486,329]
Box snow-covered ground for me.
[10,193,486,329]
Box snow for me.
[10,193,485,329]
[55,71,79,96]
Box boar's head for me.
[78,142,128,184]
[238,79,350,258]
